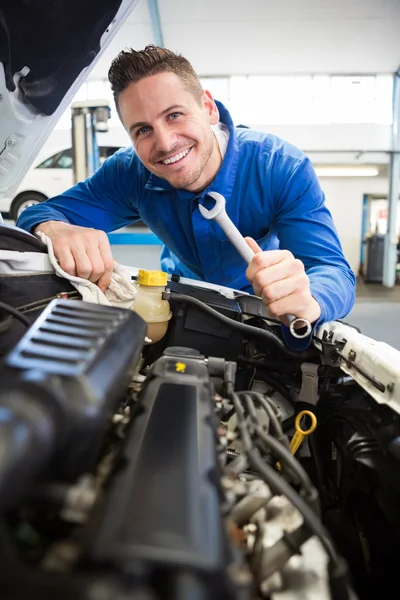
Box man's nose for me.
[153,125,177,151]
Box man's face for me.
[118,72,221,191]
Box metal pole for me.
[71,109,88,185]
[148,0,164,47]
[383,68,400,287]
[359,193,369,277]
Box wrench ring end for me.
[289,317,312,339]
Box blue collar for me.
[144,101,240,199]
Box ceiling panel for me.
[164,17,400,75]
[157,0,400,22]
[89,0,400,79]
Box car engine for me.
[1,228,400,600]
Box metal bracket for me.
[0,134,23,178]
[298,362,320,405]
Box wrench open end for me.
[198,191,226,220]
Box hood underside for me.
[0,0,137,205]
[0,0,123,116]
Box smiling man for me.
[17,45,356,347]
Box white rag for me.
[38,231,137,309]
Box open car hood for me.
[0,0,138,206]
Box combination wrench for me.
[198,191,312,340]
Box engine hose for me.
[167,292,316,359]
[237,360,296,406]
[0,300,30,327]
[237,390,287,444]
[228,386,342,569]
[241,394,314,494]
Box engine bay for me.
[1,230,400,600]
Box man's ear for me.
[202,89,220,125]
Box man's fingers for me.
[267,289,313,320]
[80,239,109,284]
[87,253,107,283]
[250,259,289,296]
[260,273,309,306]
[97,237,114,291]
[97,272,113,293]
[39,224,115,290]
[245,236,262,254]
[54,244,77,276]
[242,244,322,327]
[246,248,293,282]
[250,258,304,297]
[72,249,94,280]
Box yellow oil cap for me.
[137,269,168,286]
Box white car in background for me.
[3,144,122,220]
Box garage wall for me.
[253,123,392,153]
[321,176,388,274]
[250,122,393,274]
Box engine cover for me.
[87,347,246,599]
[2,298,147,481]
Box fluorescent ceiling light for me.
[314,166,379,177]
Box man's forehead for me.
[122,72,189,101]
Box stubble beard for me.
[165,130,216,190]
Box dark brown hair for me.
[108,45,203,114]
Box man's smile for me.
[158,147,193,166]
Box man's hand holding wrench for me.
[199,192,320,340]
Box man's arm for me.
[274,157,356,323]
[17,151,141,290]
[245,156,356,346]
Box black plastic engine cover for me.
[88,348,238,597]
[2,298,147,480]
[0,273,78,356]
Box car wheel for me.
[10,192,47,221]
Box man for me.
[17,45,356,347]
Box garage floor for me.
[347,281,400,350]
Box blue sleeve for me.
[16,150,141,233]
[273,156,356,348]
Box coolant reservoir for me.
[133,270,172,344]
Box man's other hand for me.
[245,237,321,327]
[35,221,114,292]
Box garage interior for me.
[2,2,400,600]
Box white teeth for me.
[162,148,190,165]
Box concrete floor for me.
[347,281,400,350]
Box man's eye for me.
[136,126,150,137]
[169,112,181,120]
